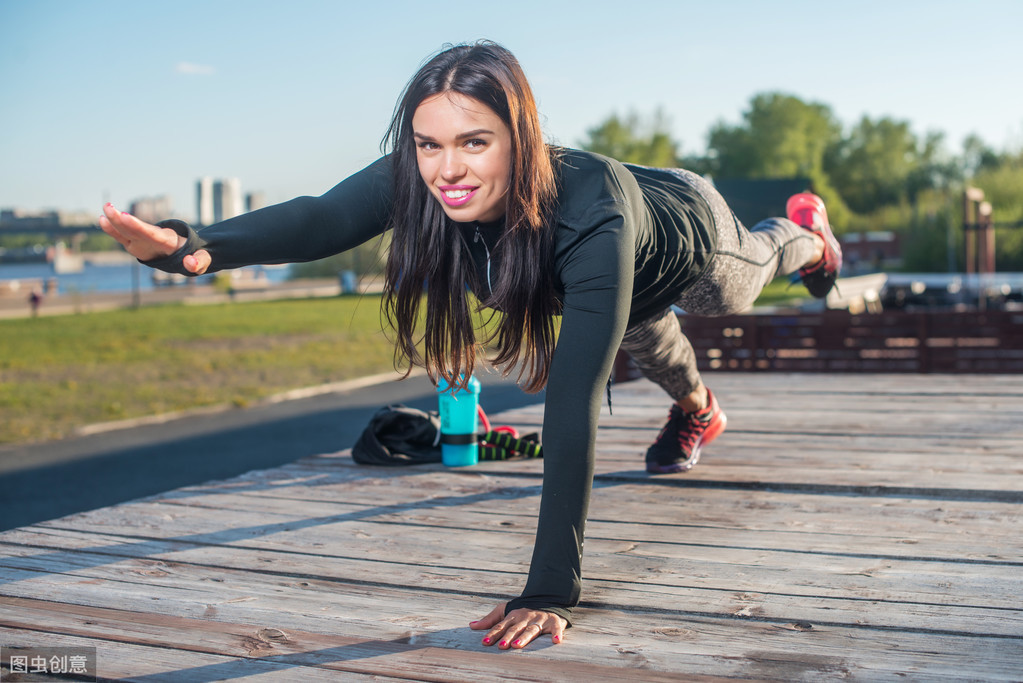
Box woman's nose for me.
[440,152,465,181]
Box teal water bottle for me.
[437,375,481,467]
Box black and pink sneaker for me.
[787,192,843,298]
[645,389,727,474]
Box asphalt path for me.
[0,374,545,532]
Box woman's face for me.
[412,92,512,224]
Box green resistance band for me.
[478,430,543,461]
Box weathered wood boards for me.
[1,373,1020,681]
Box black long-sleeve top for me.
[149,149,715,623]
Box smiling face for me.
[412,92,513,224]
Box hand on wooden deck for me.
[99,203,211,275]
[470,602,567,649]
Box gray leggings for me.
[619,168,816,401]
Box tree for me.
[704,92,848,226]
[960,134,1005,178]
[705,92,841,179]
[579,110,680,167]
[823,115,954,213]
[970,153,1023,271]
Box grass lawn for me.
[754,276,812,308]
[0,295,400,445]
[0,282,810,445]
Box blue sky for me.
[1,0,1020,221]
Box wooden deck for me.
[1,373,1021,681]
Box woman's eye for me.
[417,141,439,150]
[465,138,486,149]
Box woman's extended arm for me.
[473,213,636,648]
[100,156,394,274]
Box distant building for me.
[709,177,813,229]
[57,210,97,226]
[129,196,173,224]
[245,192,266,213]
[195,177,264,225]
[840,232,903,274]
[0,208,59,229]
[196,177,214,226]
[1,208,102,228]
[212,178,243,223]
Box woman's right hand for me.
[99,203,211,275]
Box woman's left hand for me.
[470,602,567,649]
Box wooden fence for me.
[614,309,1023,380]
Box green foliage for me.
[706,93,841,179]
[579,109,680,167]
[825,116,917,212]
[0,231,117,253]
[972,159,1023,271]
[79,231,120,252]
[704,92,851,227]
[291,236,389,279]
[961,134,1008,177]
[0,234,48,250]
[583,93,1023,269]
[824,117,959,214]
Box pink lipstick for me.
[439,185,478,208]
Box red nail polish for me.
[513,639,521,646]
[553,635,561,643]
[482,637,490,644]
[499,641,507,647]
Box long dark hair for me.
[383,41,560,392]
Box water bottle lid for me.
[437,374,481,394]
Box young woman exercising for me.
[99,40,841,650]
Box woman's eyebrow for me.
[413,129,495,141]
[456,129,495,139]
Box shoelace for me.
[676,408,712,453]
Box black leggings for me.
[619,168,816,401]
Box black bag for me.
[351,404,442,466]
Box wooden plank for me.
[17,490,1020,581]
[6,512,1020,612]
[60,481,1023,562]
[11,490,1021,586]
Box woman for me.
[99,40,841,650]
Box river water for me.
[0,261,292,295]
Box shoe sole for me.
[646,411,728,474]
[787,193,842,275]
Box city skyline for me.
[2,0,1021,222]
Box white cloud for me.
[175,62,216,76]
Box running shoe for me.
[645,388,727,474]
[787,192,843,298]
